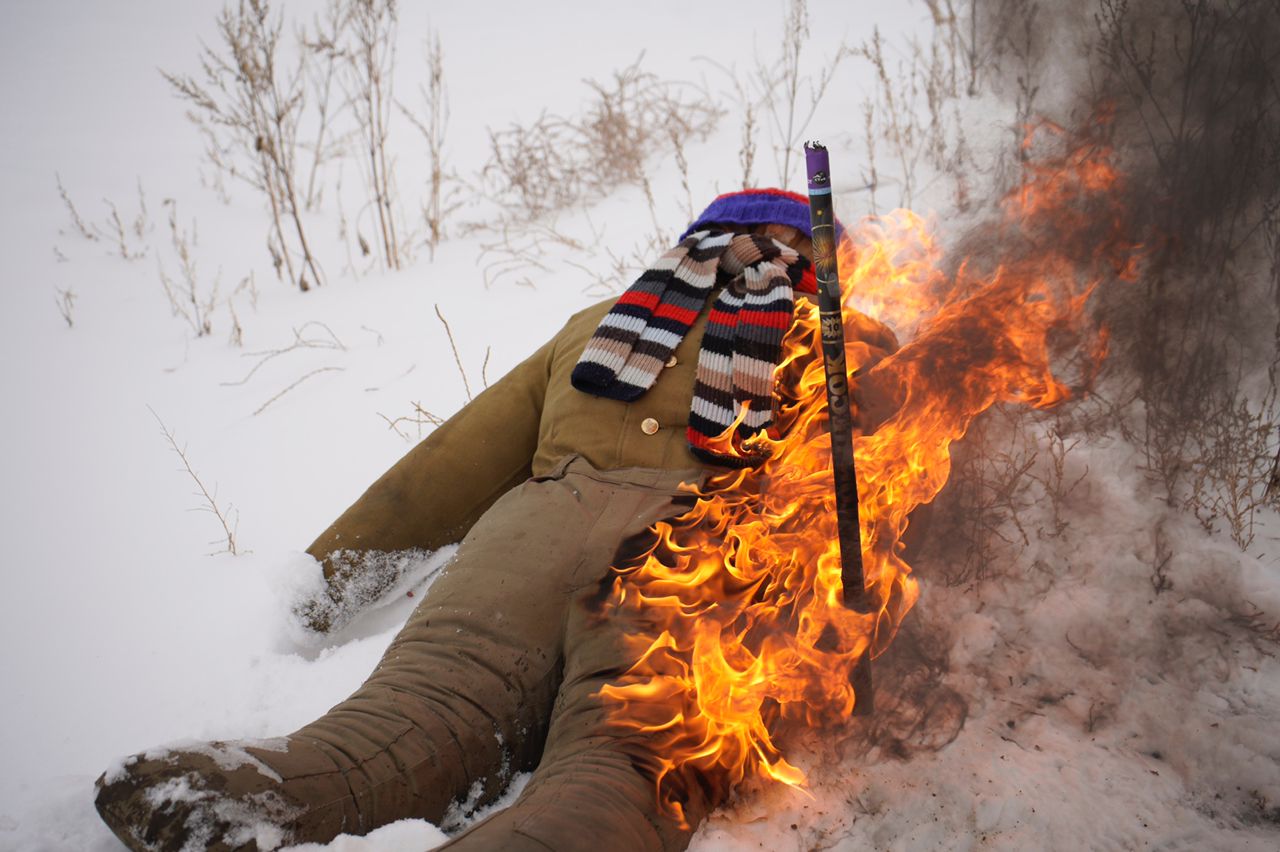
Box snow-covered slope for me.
[1,2,1276,850]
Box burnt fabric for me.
[95,289,900,851]
[572,231,812,465]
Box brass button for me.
[664,354,679,368]
[640,417,660,435]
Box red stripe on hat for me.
[712,187,811,206]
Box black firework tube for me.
[804,141,874,716]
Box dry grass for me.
[54,287,76,329]
[853,18,980,212]
[377,401,445,443]
[758,0,850,187]
[253,366,345,416]
[55,173,97,243]
[157,199,218,338]
[163,0,326,291]
[928,406,1039,588]
[397,28,459,260]
[55,173,150,260]
[297,0,348,212]
[1183,385,1280,550]
[340,0,404,270]
[697,0,849,190]
[222,319,345,387]
[433,303,474,402]
[475,221,586,289]
[216,320,347,415]
[475,58,707,295]
[482,54,719,222]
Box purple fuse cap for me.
[804,142,832,195]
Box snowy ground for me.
[2,1,1278,850]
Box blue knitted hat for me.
[679,188,845,241]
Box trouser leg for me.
[444,469,719,852]
[96,459,635,851]
[279,474,580,832]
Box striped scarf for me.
[571,230,813,466]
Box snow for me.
[1,1,1278,851]
[284,820,450,852]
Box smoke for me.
[976,0,1280,438]
[838,0,1280,771]
[1096,0,1279,412]
[865,0,1280,820]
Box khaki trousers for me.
[97,455,715,851]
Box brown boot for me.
[94,739,337,851]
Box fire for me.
[595,122,1140,825]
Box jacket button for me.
[640,417,660,435]
[664,355,678,368]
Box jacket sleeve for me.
[299,335,555,632]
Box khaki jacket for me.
[305,295,898,581]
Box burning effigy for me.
[92,118,1139,851]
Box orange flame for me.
[596,122,1140,825]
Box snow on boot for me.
[94,739,319,851]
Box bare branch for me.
[253,366,345,416]
[433,303,472,401]
[55,172,98,242]
[149,406,240,556]
[223,320,346,386]
[162,0,325,291]
[54,288,76,329]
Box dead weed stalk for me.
[482,54,718,221]
[163,0,326,291]
[157,199,218,337]
[150,407,241,556]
